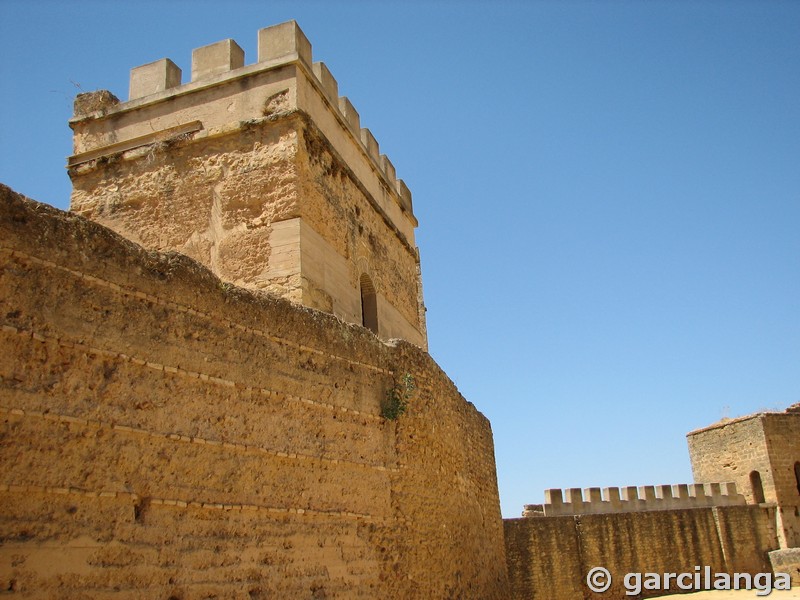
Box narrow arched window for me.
[749,470,766,504]
[794,462,800,496]
[360,274,378,334]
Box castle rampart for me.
[0,184,508,598]
[68,21,427,349]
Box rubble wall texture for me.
[0,185,508,599]
[504,505,778,600]
[71,115,305,300]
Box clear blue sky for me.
[1,1,798,518]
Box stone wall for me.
[505,505,779,600]
[0,185,508,598]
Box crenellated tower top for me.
[68,21,427,349]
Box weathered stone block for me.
[258,20,312,65]
[360,128,380,160]
[338,96,360,131]
[312,61,338,102]
[381,154,396,182]
[191,39,244,81]
[769,548,800,585]
[73,90,120,117]
[396,179,413,213]
[129,58,181,100]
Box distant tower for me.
[687,403,800,548]
[68,21,427,349]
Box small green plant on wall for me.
[382,373,415,420]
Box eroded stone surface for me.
[0,185,508,598]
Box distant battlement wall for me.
[524,482,746,517]
[507,406,799,599]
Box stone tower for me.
[687,403,800,549]
[68,21,427,349]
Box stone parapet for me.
[129,58,182,100]
[523,482,746,517]
[191,39,244,82]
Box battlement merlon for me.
[67,20,417,238]
[527,482,746,517]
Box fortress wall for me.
[0,491,385,600]
[0,185,507,599]
[504,516,584,600]
[714,505,780,573]
[380,341,508,598]
[504,505,779,600]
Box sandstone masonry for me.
[68,21,427,349]
[0,185,508,598]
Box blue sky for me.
[1,1,798,518]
